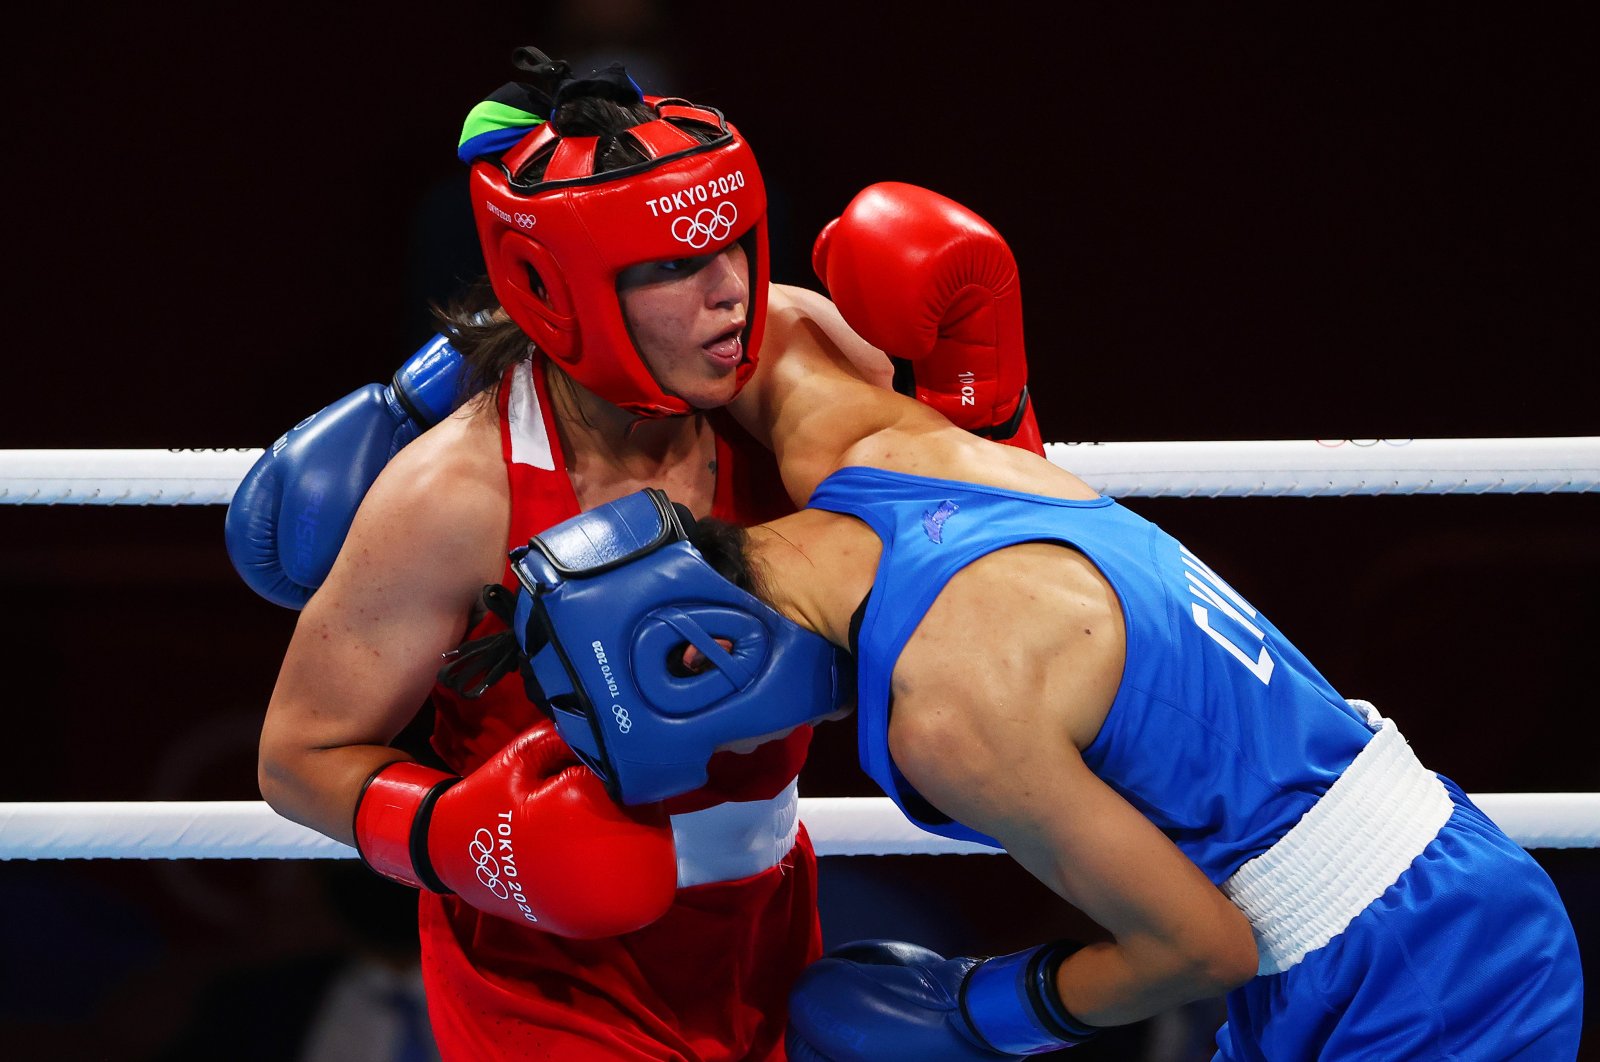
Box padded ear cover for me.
[632,606,768,711]
[505,231,579,358]
[476,201,579,359]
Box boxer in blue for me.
[510,186,1585,1059]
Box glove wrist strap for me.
[972,385,1032,441]
[960,940,1101,1053]
[354,761,460,893]
[391,334,464,428]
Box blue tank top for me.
[808,466,1377,882]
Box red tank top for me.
[427,357,809,809]
[417,359,821,1062]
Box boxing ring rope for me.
[2,437,1598,503]
[2,794,1597,860]
[4,438,1595,861]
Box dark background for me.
[3,2,1594,1059]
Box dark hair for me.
[687,516,770,601]
[428,280,528,400]
[521,96,658,179]
[440,93,726,401]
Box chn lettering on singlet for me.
[1180,545,1274,686]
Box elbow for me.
[1149,911,1257,1003]
[257,752,286,813]
[1206,932,1259,994]
[256,732,299,817]
[1152,943,1254,1009]
[1192,912,1259,995]
[256,741,336,840]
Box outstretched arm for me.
[734,181,1038,505]
[731,298,921,506]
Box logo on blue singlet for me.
[921,500,960,543]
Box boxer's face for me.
[617,243,750,410]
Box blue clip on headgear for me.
[509,489,851,806]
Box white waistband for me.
[669,779,800,889]
[1221,704,1453,975]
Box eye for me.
[660,254,717,277]
[618,255,714,291]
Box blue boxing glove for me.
[786,939,1099,1061]
[224,333,464,608]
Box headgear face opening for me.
[471,99,770,419]
[509,490,850,806]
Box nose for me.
[705,244,749,310]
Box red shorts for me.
[420,825,821,1061]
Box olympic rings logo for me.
[469,828,510,899]
[486,201,535,229]
[1314,439,1415,448]
[671,203,737,249]
[613,704,633,733]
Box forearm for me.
[1014,844,1257,1026]
[258,639,440,848]
[1054,935,1252,1028]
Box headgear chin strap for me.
[470,93,770,419]
[509,490,850,806]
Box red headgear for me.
[470,99,769,418]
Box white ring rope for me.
[5,448,1592,863]
[3,438,1597,503]
[0,794,1594,860]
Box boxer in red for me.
[238,49,1043,1060]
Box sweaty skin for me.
[725,339,1260,1029]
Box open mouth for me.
[702,325,744,364]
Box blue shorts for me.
[1215,782,1583,1061]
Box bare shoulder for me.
[841,423,1100,502]
[373,395,502,511]
[334,394,509,596]
[767,284,892,388]
[888,542,1126,847]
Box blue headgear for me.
[509,489,852,806]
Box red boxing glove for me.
[354,721,677,939]
[813,182,1043,455]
